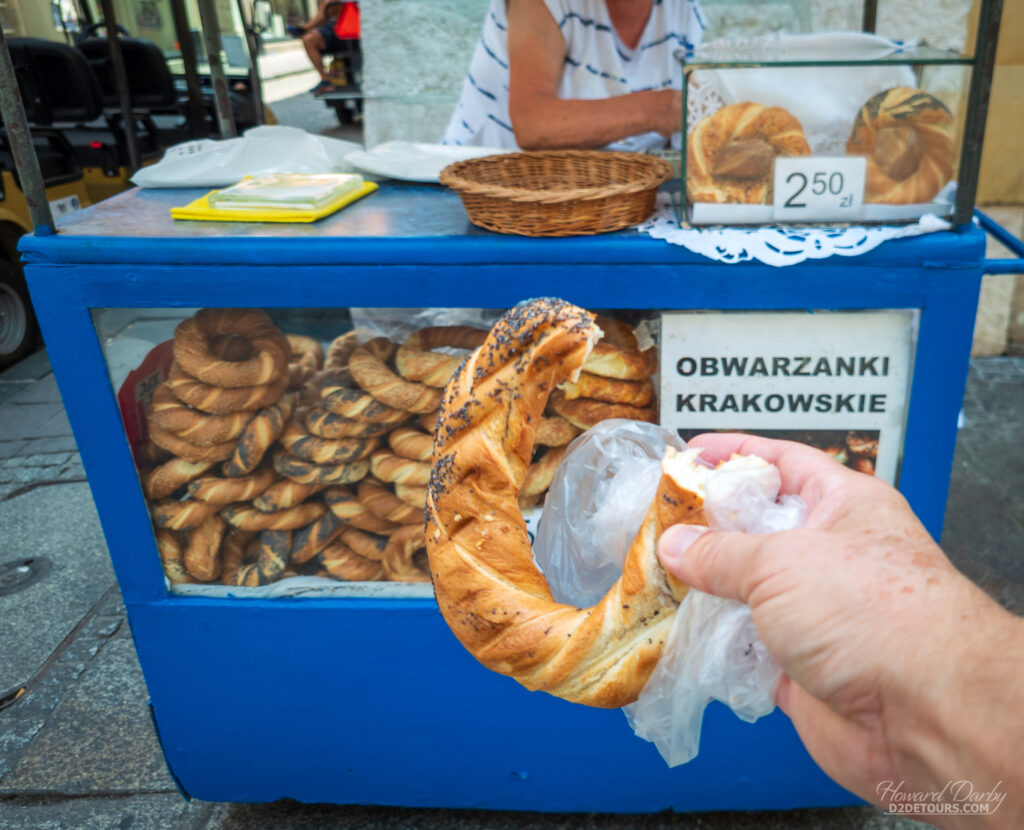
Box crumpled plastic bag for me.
[131,125,361,188]
[533,420,806,767]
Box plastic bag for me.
[533,421,806,767]
[131,126,362,188]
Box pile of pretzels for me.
[139,308,658,588]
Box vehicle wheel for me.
[0,262,38,369]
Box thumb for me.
[658,524,765,604]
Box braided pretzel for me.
[151,497,217,530]
[593,315,638,349]
[548,388,656,430]
[222,392,297,477]
[221,500,326,531]
[138,440,171,466]
[846,87,954,204]
[302,368,353,406]
[289,510,345,564]
[419,410,439,433]
[324,486,401,533]
[686,102,811,204]
[395,483,427,509]
[426,298,718,707]
[582,341,657,381]
[534,415,580,447]
[183,514,226,581]
[560,372,653,407]
[305,407,395,439]
[187,467,277,505]
[148,422,237,464]
[325,331,360,370]
[349,338,442,414]
[148,385,254,446]
[358,478,421,524]
[395,326,488,387]
[232,529,291,586]
[165,362,289,414]
[339,526,390,561]
[155,529,192,584]
[174,309,289,389]
[279,418,381,465]
[387,427,433,462]
[321,385,409,423]
[370,449,431,486]
[253,480,324,513]
[220,529,256,585]
[383,525,430,583]
[315,540,384,581]
[519,446,568,509]
[143,457,216,500]
[272,448,370,486]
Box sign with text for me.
[773,156,866,222]
[660,310,916,483]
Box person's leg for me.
[302,28,329,81]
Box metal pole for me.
[97,0,142,172]
[168,0,208,138]
[0,28,55,234]
[861,0,877,34]
[195,0,238,138]
[235,0,266,125]
[953,0,1003,227]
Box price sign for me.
[773,156,866,222]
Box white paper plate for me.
[343,141,507,183]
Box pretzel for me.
[357,478,421,524]
[548,389,656,430]
[221,500,326,531]
[419,410,439,433]
[148,422,237,463]
[253,480,324,513]
[148,385,254,446]
[324,485,402,533]
[279,418,381,465]
[272,448,370,486]
[370,449,431,486]
[686,102,811,204]
[321,385,409,423]
[315,540,384,581]
[593,315,638,349]
[138,440,172,466]
[426,298,717,707]
[534,415,580,447]
[387,427,433,462]
[183,514,226,581]
[187,467,277,505]
[165,362,288,414]
[305,407,395,439]
[325,331,360,370]
[395,326,487,387]
[143,457,216,500]
[155,529,192,584]
[519,446,567,509]
[174,309,289,389]
[232,529,291,586]
[150,497,217,530]
[289,510,345,564]
[338,526,390,561]
[222,392,296,477]
[383,525,430,583]
[220,529,256,585]
[582,341,657,381]
[302,368,353,404]
[394,483,427,509]
[559,372,653,407]
[287,334,324,370]
[349,337,442,413]
[846,87,954,204]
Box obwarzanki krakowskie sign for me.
[659,310,916,484]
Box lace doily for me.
[636,192,953,267]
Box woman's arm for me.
[507,0,679,149]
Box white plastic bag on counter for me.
[533,421,806,767]
[131,126,361,188]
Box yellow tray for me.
[170,180,378,223]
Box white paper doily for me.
[636,193,953,267]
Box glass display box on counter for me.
[20,183,986,809]
[673,0,1001,226]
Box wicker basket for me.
[439,150,673,237]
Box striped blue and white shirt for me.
[443,0,706,151]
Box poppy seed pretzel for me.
[425,298,707,708]
[222,392,297,477]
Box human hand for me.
[658,433,1023,828]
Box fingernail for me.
[658,524,708,564]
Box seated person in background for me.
[443,0,706,151]
[289,0,348,95]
